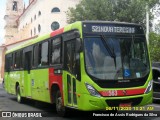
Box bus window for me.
[38,41,49,67]
[20,50,23,69]
[64,40,76,74]
[33,45,38,67]
[14,51,20,69]
[24,51,32,73]
[5,54,13,72]
[51,37,61,65]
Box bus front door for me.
[24,51,32,98]
[64,40,78,107]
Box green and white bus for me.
[4,21,152,116]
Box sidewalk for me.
[0,78,3,84]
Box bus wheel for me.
[16,86,24,103]
[55,90,67,117]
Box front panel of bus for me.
[73,22,152,111]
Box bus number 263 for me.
[108,90,118,96]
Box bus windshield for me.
[84,36,150,80]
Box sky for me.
[0,0,29,45]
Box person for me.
[2,79,4,88]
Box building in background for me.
[4,0,24,44]
[5,0,80,45]
[0,0,80,79]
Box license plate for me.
[119,103,131,107]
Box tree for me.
[67,0,159,28]
[154,22,160,34]
[149,32,160,62]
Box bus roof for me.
[6,21,82,54]
[5,21,142,54]
[6,33,50,54]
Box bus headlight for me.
[144,80,153,94]
[85,83,101,97]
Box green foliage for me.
[154,22,160,34]
[67,0,159,28]
[149,32,160,62]
[67,0,160,62]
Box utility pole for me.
[146,3,149,44]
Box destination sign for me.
[82,22,144,34]
[92,26,135,33]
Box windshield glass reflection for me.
[84,36,149,80]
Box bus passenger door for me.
[63,40,79,107]
[24,51,32,97]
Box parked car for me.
[152,62,160,101]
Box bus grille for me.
[106,97,143,107]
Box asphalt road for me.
[0,83,160,120]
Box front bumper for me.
[77,91,152,111]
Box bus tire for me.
[55,90,67,117]
[16,85,24,103]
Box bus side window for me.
[14,51,20,69]
[64,40,76,73]
[24,51,32,73]
[5,55,10,72]
[50,37,61,65]
[38,41,49,67]
[5,56,8,72]
[20,50,23,69]
[5,53,13,72]
[38,43,42,67]
[33,45,38,68]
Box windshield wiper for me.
[100,35,117,68]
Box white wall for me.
[18,0,80,38]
